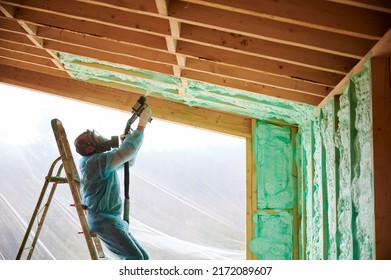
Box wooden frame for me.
[371,57,391,259]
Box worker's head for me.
[74,129,119,156]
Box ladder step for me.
[49,176,68,183]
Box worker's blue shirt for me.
[79,130,144,216]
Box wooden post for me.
[246,119,257,259]
[371,57,391,259]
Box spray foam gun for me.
[124,95,152,134]
[123,95,151,223]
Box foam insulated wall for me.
[250,61,374,260]
[297,61,374,260]
[250,121,296,260]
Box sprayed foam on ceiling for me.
[57,53,315,125]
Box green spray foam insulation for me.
[295,59,374,260]
[56,52,314,125]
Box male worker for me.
[74,106,152,260]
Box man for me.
[74,107,152,260]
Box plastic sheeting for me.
[0,85,246,260]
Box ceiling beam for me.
[0,56,68,77]
[0,3,67,72]
[179,23,358,75]
[315,27,391,113]
[181,0,390,39]
[325,0,391,13]
[1,0,379,59]
[0,39,50,57]
[0,15,330,105]
[1,0,388,109]
[168,0,377,58]
[0,0,171,36]
[9,7,167,50]
[43,40,174,75]
[177,41,344,86]
[1,16,328,103]
[0,47,56,67]
[35,25,176,65]
[76,0,159,14]
[0,28,35,45]
[185,57,331,97]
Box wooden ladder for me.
[16,119,105,260]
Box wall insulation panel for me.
[250,121,296,260]
[297,60,374,260]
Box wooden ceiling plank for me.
[33,30,330,104]
[0,39,52,58]
[36,25,177,65]
[46,40,327,105]
[11,8,168,50]
[77,0,159,14]
[5,17,332,100]
[43,40,174,76]
[185,57,332,97]
[169,0,377,58]
[0,64,252,138]
[177,41,344,86]
[182,0,391,39]
[180,23,359,74]
[181,68,323,106]
[0,3,67,72]
[325,0,391,13]
[0,15,26,32]
[6,19,324,103]
[0,17,334,105]
[0,47,58,68]
[1,0,171,36]
[0,29,34,45]
[0,56,68,77]
[316,28,391,113]
[39,29,327,105]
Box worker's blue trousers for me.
[87,212,149,260]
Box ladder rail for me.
[16,156,63,260]
[26,163,65,260]
[51,118,102,260]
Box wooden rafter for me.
[0,3,68,73]
[0,0,390,108]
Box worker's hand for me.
[138,106,152,127]
[120,133,129,141]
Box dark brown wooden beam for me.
[371,57,391,260]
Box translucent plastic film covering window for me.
[0,85,246,260]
